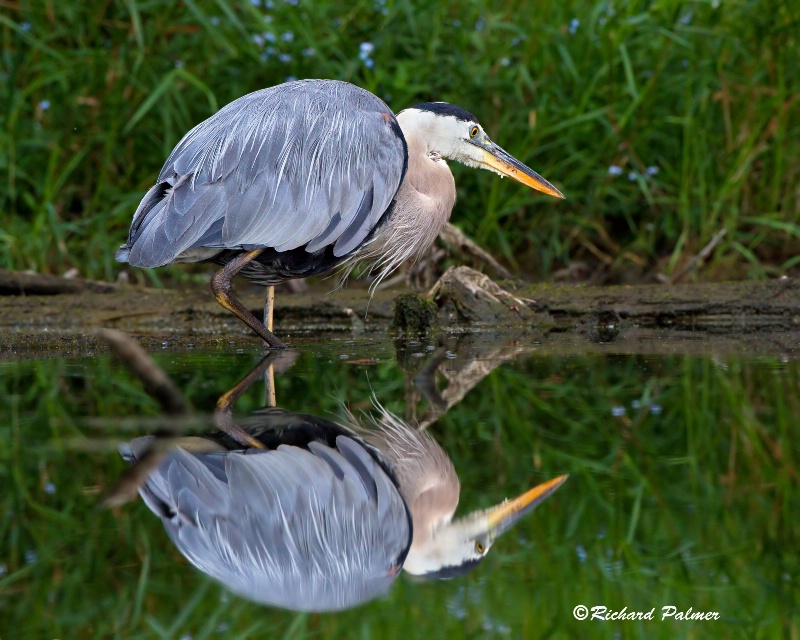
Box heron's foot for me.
[210,253,286,348]
[261,332,287,349]
[212,281,285,347]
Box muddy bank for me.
[0,268,798,359]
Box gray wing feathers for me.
[136,435,410,611]
[137,447,231,525]
[123,80,405,267]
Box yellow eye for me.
[475,541,486,554]
[470,126,479,138]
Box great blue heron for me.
[121,405,567,611]
[116,80,564,347]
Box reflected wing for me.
[135,436,411,612]
[119,80,407,267]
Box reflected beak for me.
[486,474,568,540]
[479,142,565,199]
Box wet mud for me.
[1,267,798,360]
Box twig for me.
[669,229,727,284]
[99,329,188,415]
[0,268,117,295]
[438,223,514,280]
[101,439,175,507]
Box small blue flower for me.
[680,11,693,25]
[576,545,588,562]
[174,60,185,68]
[38,99,51,111]
[20,22,31,31]
[646,165,659,176]
[44,481,56,494]
[500,57,510,67]
[252,33,265,46]
[210,16,221,26]
[650,404,663,415]
[286,75,297,82]
[359,42,375,68]
[250,0,262,5]
[568,18,580,34]
[278,53,291,64]
[608,164,623,176]
[25,549,37,564]
[611,406,626,417]
[302,47,316,57]
[631,399,641,409]
[283,0,298,5]
[474,18,485,31]
[281,30,294,42]
[627,171,638,182]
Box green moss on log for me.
[392,293,438,334]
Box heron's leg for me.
[214,355,279,448]
[211,250,286,348]
[262,286,277,405]
[264,362,276,407]
[264,285,275,332]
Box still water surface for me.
[1,334,797,638]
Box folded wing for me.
[118,80,407,267]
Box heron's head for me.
[396,102,564,199]
[402,475,568,578]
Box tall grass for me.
[0,0,798,282]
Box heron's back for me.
[124,433,412,611]
[117,80,408,281]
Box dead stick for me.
[669,229,727,284]
[101,441,174,507]
[439,223,514,280]
[99,329,188,415]
[0,268,117,295]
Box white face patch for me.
[395,108,496,173]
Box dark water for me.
[1,333,798,639]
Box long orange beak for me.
[486,474,569,539]
[479,142,565,199]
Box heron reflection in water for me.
[120,392,566,612]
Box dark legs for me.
[210,249,285,348]
[214,354,280,449]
